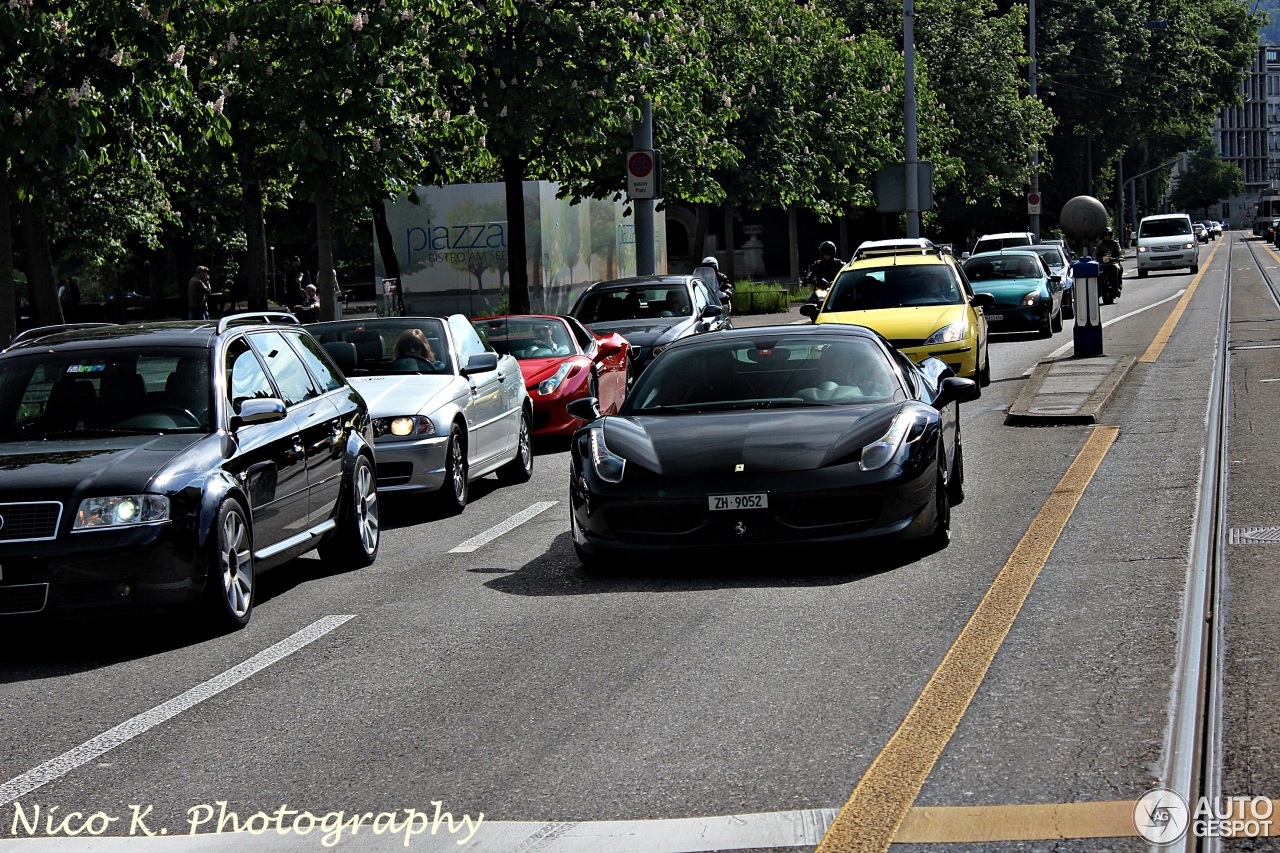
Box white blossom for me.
[371,137,381,152]
[167,45,185,66]
[226,33,239,50]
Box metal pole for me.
[1029,0,1040,239]
[1117,156,1125,244]
[633,33,655,275]
[904,0,920,238]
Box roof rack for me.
[8,322,116,348]
[216,312,300,334]
[853,238,947,261]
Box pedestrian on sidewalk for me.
[187,266,212,320]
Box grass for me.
[730,280,791,315]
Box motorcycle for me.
[1099,253,1123,305]
[693,266,734,316]
[802,272,832,315]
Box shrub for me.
[730,280,790,315]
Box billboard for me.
[375,182,667,317]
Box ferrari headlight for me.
[859,414,917,472]
[73,495,170,530]
[924,322,965,345]
[373,415,436,439]
[1021,290,1042,307]
[588,427,626,483]
[537,363,573,396]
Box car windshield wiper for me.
[653,398,812,412]
[0,428,178,441]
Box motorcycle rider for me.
[697,256,734,311]
[806,241,845,286]
[1096,227,1123,302]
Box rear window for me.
[973,235,1031,254]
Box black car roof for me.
[668,322,885,347]
[3,314,300,354]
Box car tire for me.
[1137,268,1148,279]
[434,423,468,515]
[497,409,534,485]
[1190,263,1199,274]
[977,351,991,387]
[1051,308,1063,333]
[1062,292,1075,321]
[1038,315,1053,338]
[318,453,379,568]
[924,458,951,552]
[203,499,254,631]
[947,425,965,506]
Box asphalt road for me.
[0,239,1263,853]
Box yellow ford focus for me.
[800,241,992,386]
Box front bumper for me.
[0,524,199,617]
[899,341,978,379]
[1137,249,1197,270]
[983,305,1049,332]
[569,455,937,557]
[371,434,450,493]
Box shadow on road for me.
[481,532,927,597]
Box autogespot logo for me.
[1134,788,1190,844]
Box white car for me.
[971,231,1037,256]
[1136,214,1199,278]
[311,315,533,514]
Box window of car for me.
[828,264,963,311]
[309,319,450,376]
[564,316,594,351]
[449,315,489,364]
[287,332,344,394]
[226,336,278,413]
[248,330,319,408]
[1139,217,1193,238]
[474,317,573,360]
[692,279,717,313]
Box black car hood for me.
[586,319,686,348]
[604,405,900,476]
[0,434,206,500]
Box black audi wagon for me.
[0,313,379,629]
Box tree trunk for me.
[17,199,62,327]
[0,163,16,345]
[240,156,268,312]
[722,201,736,281]
[692,203,709,262]
[503,154,529,314]
[315,194,337,322]
[147,247,166,320]
[788,204,800,285]
[371,197,403,314]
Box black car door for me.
[222,335,308,552]
[247,330,345,531]
[285,331,356,522]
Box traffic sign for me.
[627,149,657,199]
[1027,191,1042,215]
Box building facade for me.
[1214,45,1279,226]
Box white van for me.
[1136,214,1198,277]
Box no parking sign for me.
[627,149,657,199]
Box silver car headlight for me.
[924,322,965,345]
[373,415,436,439]
[73,495,170,530]
[1183,242,1195,250]
[537,363,573,396]
[588,427,626,483]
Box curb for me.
[1004,354,1137,425]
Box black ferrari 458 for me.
[566,323,979,566]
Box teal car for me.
[961,250,1064,338]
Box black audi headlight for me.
[73,495,170,530]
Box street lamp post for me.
[1029,0,1040,239]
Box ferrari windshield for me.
[311,319,451,375]
[574,285,692,324]
[627,336,901,412]
[826,264,963,311]
[473,317,573,359]
[0,347,213,438]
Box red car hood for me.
[517,356,580,386]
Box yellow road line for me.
[816,426,1120,853]
[1140,239,1221,362]
[895,800,1136,842]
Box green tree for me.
[1170,146,1244,217]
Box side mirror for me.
[971,292,995,308]
[799,303,820,321]
[231,397,287,430]
[598,337,626,357]
[565,397,601,423]
[461,352,499,375]
[935,376,980,408]
[701,304,723,319]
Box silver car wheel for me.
[220,509,253,618]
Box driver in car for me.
[394,328,437,364]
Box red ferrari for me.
[472,315,629,437]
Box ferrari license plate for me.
[986,313,1004,321]
[709,493,768,511]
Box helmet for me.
[819,241,837,256]
[701,256,719,269]
[1103,227,1113,236]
